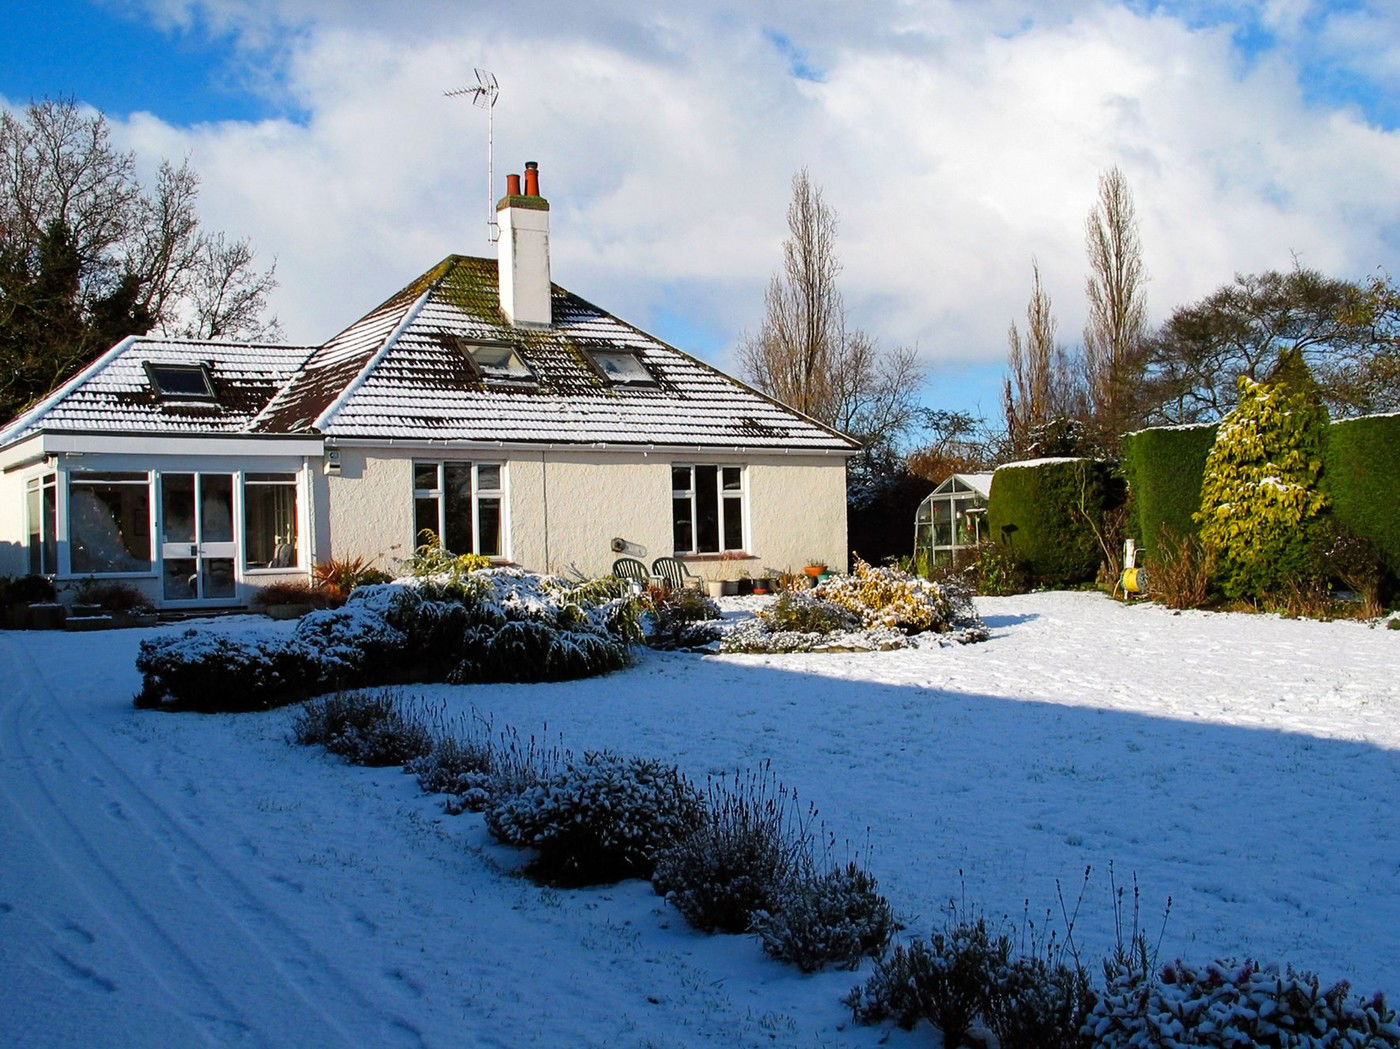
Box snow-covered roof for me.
[0,336,317,445]
[258,255,857,450]
[928,472,994,498]
[3,256,859,455]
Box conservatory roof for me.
[929,472,994,498]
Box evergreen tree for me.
[1195,354,1330,601]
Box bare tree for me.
[739,168,923,467]
[1003,259,1083,456]
[1082,166,1148,445]
[738,168,843,421]
[0,98,279,420]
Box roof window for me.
[588,349,655,386]
[461,341,534,382]
[144,362,217,401]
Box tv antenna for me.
[445,68,500,244]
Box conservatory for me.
[913,473,994,565]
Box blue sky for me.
[3,1,1397,425]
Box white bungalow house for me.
[0,164,859,610]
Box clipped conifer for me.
[1194,356,1330,601]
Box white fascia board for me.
[326,436,857,458]
[0,433,46,473]
[40,433,324,458]
[313,287,435,432]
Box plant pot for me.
[803,564,827,579]
[27,602,67,630]
[110,611,159,629]
[736,578,754,596]
[71,603,104,618]
[265,603,315,620]
[752,578,772,595]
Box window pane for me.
[443,462,474,553]
[695,465,719,553]
[672,497,693,552]
[244,480,298,568]
[722,495,743,551]
[202,558,237,599]
[246,472,295,483]
[414,496,440,547]
[721,467,742,491]
[477,464,501,491]
[164,558,197,601]
[71,478,152,573]
[477,498,502,557]
[413,462,439,491]
[26,482,41,575]
[161,474,196,544]
[149,364,213,398]
[43,481,55,574]
[671,466,691,494]
[200,474,234,543]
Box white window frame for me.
[67,469,156,576]
[671,463,746,555]
[24,473,58,575]
[242,472,301,572]
[412,460,507,558]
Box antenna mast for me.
[445,68,500,244]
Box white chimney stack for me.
[497,161,551,327]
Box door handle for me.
[190,544,198,556]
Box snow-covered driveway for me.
[1,594,1397,1048]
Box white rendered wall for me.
[322,446,849,579]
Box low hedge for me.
[986,458,1124,587]
[1120,423,1218,558]
[1323,413,1400,578]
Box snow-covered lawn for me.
[1,592,1396,1048]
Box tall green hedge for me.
[987,458,1124,586]
[1323,413,1400,576]
[1120,423,1218,557]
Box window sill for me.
[677,553,757,563]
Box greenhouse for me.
[913,473,994,565]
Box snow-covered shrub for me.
[645,586,723,650]
[484,750,705,886]
[135,630,322,711]
[1088,958,1400,1048]
[407,731,495,813]
[291,689,433,767]
[135,569,639,711]
[817,557,970,634]
[653,766,814,934]
[759,589,863,633]
[846,918,1011,1047]
[721,620,915,654]
[752,861,895,972]
[985,951,1097,1049]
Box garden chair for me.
[611,557,651,589]
[651,556,701,591]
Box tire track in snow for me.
[0,634,424,1049]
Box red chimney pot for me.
[505,173,521,196]
[524,161,540,196]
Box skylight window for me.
[463,341,534,382]
[588,350,655,386]
[144,362,217,401]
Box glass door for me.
[159,473,238,603]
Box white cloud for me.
[84,1,1400,415]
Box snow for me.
[2,593,1398,1048]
